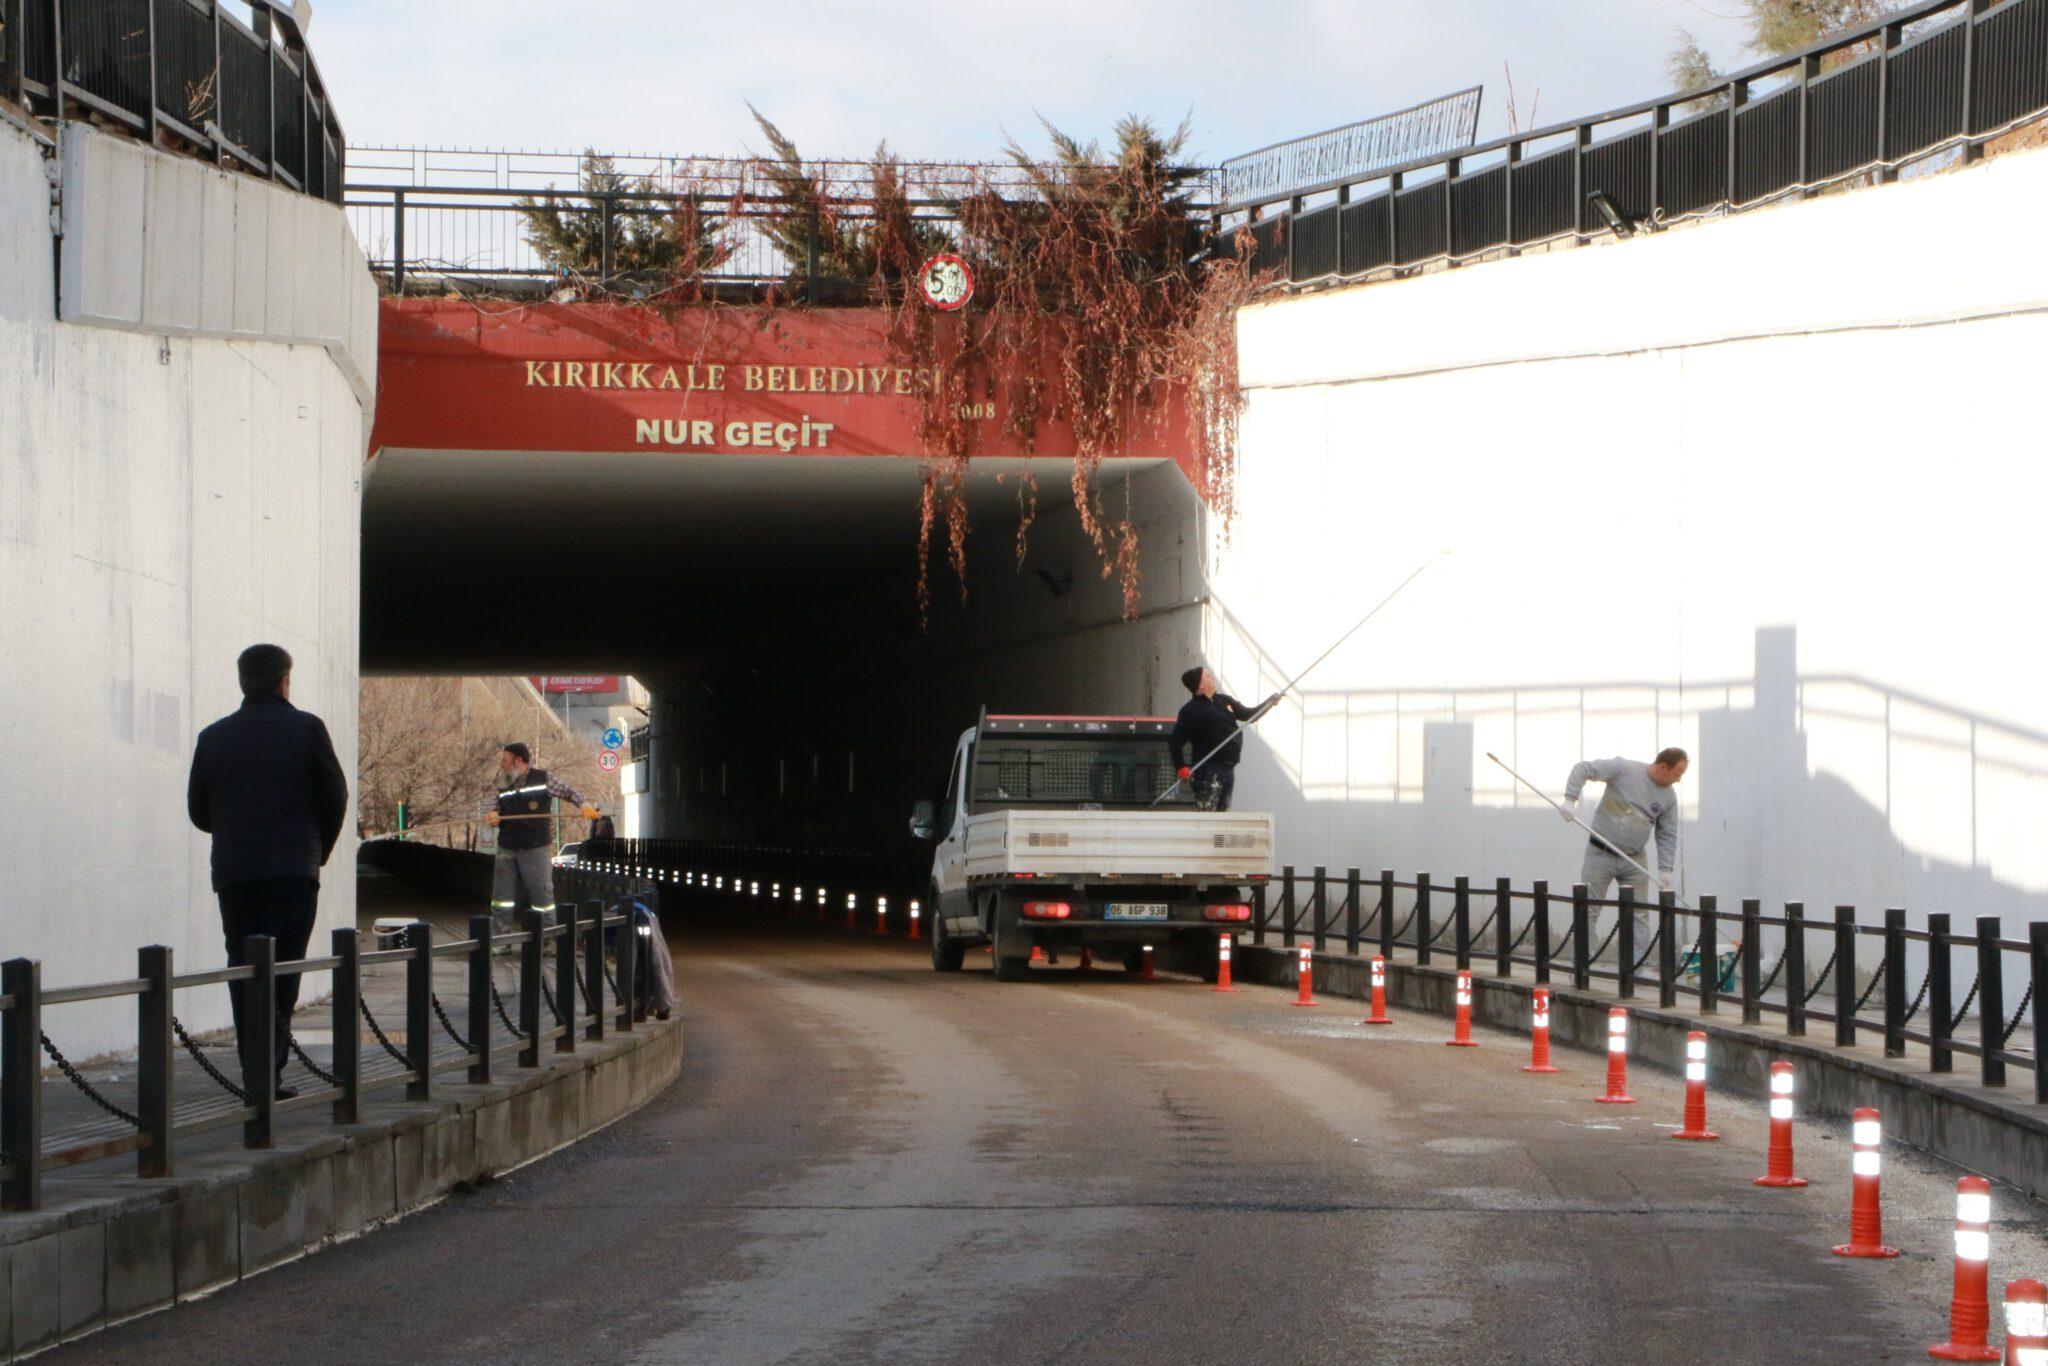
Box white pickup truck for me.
[910,712,1275,981]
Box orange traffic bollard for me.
[1832,1108,1898,1257]
[1595,1007,1636,1104]
[1363,955,1392,1025]
[1523,986,1559,1073]
[1754,1061,1807,1188]
[908,900,922,940]
[1447,970,1477,1046]
[876,896,890,936]
[1929,1176,1999,1360]
[1139,944,1156,981]
[1671,1032,1719,1140]
[1077,944,1093,972]
[1293,944,1317,1006]
[2002,1279,2046,1366]
[845,892,857,930]
[1214,934,1236,993]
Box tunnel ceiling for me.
[361,450,1168,675]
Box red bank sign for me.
[369,300,1193,472]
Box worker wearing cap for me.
[1169,667,1280,812]
[487,742,598,933]
[1560,747,1689,955]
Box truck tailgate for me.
[962,810,1274,880]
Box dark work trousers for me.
[218,876,319,1086]
[1195,764,1238,812]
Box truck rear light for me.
[1021,901,1072,920]
[1205,904,1252,922]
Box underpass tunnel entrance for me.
[362,449,1205,858]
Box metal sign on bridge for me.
[1221,87,1483,210]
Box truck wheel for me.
[930,899,966,973]
[992,917,1030,983]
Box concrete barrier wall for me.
[1224,941,2048,1204]
[1213,145,2048,948]
[0,1013,681,1360]
[0,118,376,1053]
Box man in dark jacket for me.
[187,644,349,1097]
[1169,667,1279,811]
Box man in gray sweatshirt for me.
[1561,748,1689,951]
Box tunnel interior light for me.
[1203,904,1252,922]
[1021,901,1072,920]
[1588,190,1634,239]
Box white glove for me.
[1559,801,1579,824]
[1657,871,1674,894]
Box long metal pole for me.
[1152,551,1443,805]
[1483,751,1690,910]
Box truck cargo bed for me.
[961,809,1274,881]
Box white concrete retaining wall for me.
[1216,145,2048,940]
[0,118,376,1053]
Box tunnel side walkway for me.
[51,908,2048,1365]
[0,871,679,1361]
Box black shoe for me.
[273,1082,299,1101]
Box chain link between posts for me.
[1949,974,1981,1035]
[172,1014,251,1105]
[41,1033,142,1127]
[1802,946,1841,1006]
[2000,982,2035,1050]
[1900,969,1933,1026]
[356,995,410,1067]
[286,1030,340,1086]
[429,995,473,1053]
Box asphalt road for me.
[61,901,2048,1365]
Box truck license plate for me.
[1105,903,1169,920]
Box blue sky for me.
[309,0,1754,163]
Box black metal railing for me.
[1221,0,2048,286]
[0,0,344,204]
[0,872,655,1212]
[340,146,1219,299]
[1243,864,2047,1103]
[571,836,2048,1112]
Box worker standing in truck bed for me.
[1169,667,1279,812]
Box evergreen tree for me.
[517,150,731,280]
[747,108,953,294]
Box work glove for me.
[581,804,600,821]
[1559,802,1578,824]
[1657,871,1675,894]
[1177,767,1193,782]
[485,811,501,828]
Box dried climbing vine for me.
[751,112,1260,622]
[523,118,1263,624]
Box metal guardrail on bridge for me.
[1223,0,2048,284]
[341,148,1218,299]
[0,0,345,204]
[0,864,653,1212]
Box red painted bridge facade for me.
[370,299,1199,479]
